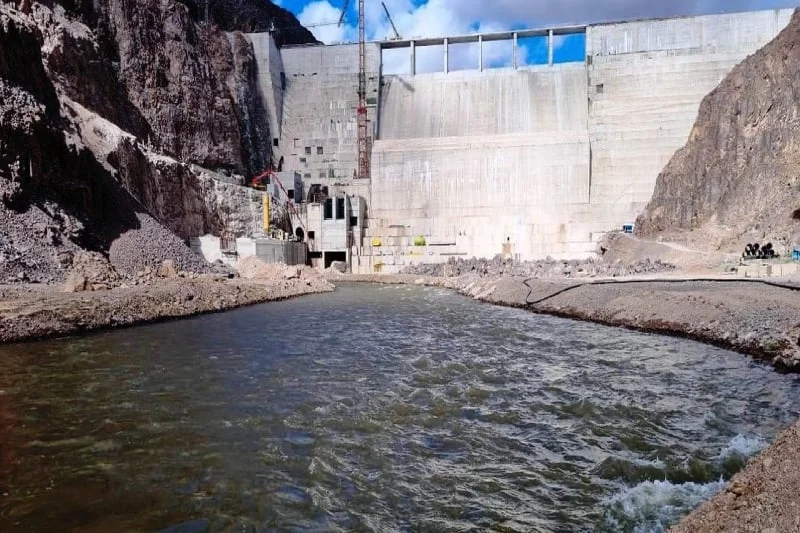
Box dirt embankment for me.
[0,262,332,344]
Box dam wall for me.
[247,8,794,271]
[248,38,382,191]
[372,65,591,260]
[585,9,794,230]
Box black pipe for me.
[523,277,800,307]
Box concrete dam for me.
[246,9,793,273]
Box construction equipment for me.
[249,169,307,235]
[355,0,369,179]
[333,0,369,179]
[742,242,779,260]
[381,1,401,40]
[338,0,351,26]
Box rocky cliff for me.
[176,0,318,45]
[0,0,311,282]
[635,10,800,253]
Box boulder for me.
[62,272,87,293]
[158,259,179,278]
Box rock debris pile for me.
[109,213,212,277]
[237,256,332,290]
[402,256,675,279]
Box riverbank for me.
[337,272,800,530]
[0,272,333,344]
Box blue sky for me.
[275,0,799,72]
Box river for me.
[0,283,798,532]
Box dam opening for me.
[1,284,799,531]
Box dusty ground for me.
[0,269,332,344]
[601,233,739,274]
[338,271,800,530]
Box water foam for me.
[602,478,727,533]
[718,434,767,460]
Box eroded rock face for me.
[635,10,800,251]
[94,0,264,174]
[174,0,318,45]
[0,0,304,283]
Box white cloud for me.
[297,1,356,44]
[301,0,799,71]
[305,0,798,43]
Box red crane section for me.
[356,0,370,179]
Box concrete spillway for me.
[247,9,793,272]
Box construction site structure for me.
[356,0,369,179]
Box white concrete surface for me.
[248,9,795,271]
[275,43,381,182]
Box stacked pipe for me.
[742,243,779,260]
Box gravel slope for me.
[0,273,332,344]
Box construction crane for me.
[338,0,351,26]
[381,1,401,40]
[355,0,369,179]
[333,0,368,179]
[298,0,370,180]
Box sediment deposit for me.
[0,264,332,344]
[402,255,675,279]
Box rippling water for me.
[1,283,799,532]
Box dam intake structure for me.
[246,9,793,273]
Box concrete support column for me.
[443,38,449,73]
[548,29,554,66]
[512,32,518,69]
[478,35,483,71]
[410,40,416,75]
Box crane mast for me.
[356,0,369,179]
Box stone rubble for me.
[402,256,675,279]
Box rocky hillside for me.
[0,0,309,283]
[635,10,800,254]
[176,0,318,45]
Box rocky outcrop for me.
[14,0,282,176]
[635,10,800,252]
[93,0,267,175]
[0,0,297,283]
[175,0,318,45]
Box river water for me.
[1,283,799,532]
